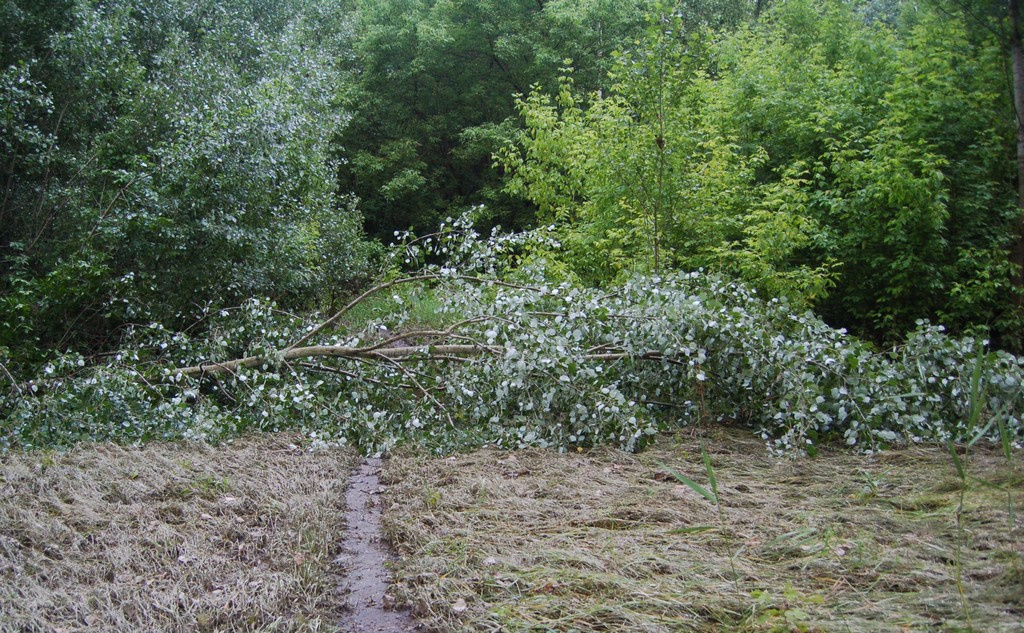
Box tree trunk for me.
[1011,0,1024,298]
[171,344,668,379]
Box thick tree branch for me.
[284,274,438,352]
[172,343,672,379]
[284,274,546,353]
[174,343,502,378]
[1011,0,1024,296]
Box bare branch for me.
[172,343,676,379]
[174,343,502,378]
[371,351,456,428]
[284,273,547,353]
[284,274,438,352]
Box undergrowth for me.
[2,217,1023,455]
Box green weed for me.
[662,444,739,591]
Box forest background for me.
[2,0,1024,454]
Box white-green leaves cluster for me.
[3,223,1022,455]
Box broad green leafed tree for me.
[337,0,662,239]
[501,0,1024,349]
[0,0,378,369]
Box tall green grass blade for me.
[996,416,1013,462]
[701,445,719,499]
[969,417,997,448]
[661,463,717,504]
[966,344,986,433]
[947,440,966,481]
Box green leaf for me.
[661,462,717,504]
[996,413,1013,462]
[702,444,718,499]
[947,440,966,481]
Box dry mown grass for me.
[0,434,358,632]
[382,428,1024,632]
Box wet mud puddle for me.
[337,458,417,632]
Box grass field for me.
[382,428,1023,632]
[1,428,1021,632]
[0,435,358,632]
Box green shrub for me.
[4,222,1021,455]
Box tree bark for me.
[1011,0,1024,298]
[174,343,500,378]
[172,344,669,379]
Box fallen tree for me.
[174,275,669,379]
[3,221,1023,455]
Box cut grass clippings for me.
[1,426,1021,632]
[381,427,1024,632]
[0,434,359,632]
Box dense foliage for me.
[501,0,1024,350]
[335,0,648,237]
[3,221,1021,455]
[3,0,1024,455]
[0,0,379,371]
[337,0,766,238]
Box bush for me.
[3,223,1022,456]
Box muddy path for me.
[338,458,418,632]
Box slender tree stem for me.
[1011,0,1024,298]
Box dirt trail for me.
[338,458,418,632]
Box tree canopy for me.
[2,0,1023,455]
[1,0,378,368]
[502,0,1023,349]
